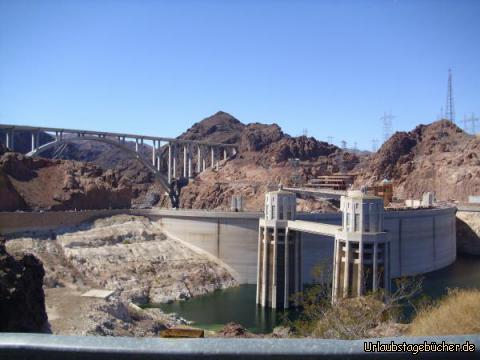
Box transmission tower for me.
[463,115,470,133]
[353,142,358,155]
[469,113,479,134]
[380,111,395,142]
[371,139,379,152]
[326,136,334,144]
[445,68,455,123]
[302,128,308,136]
[438,107,444,121]
[341,140,347,151]
[462,113,479,134]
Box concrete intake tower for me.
[256,186,302,309]
[256,187,392,309]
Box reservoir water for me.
[159,255,480,334]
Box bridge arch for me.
[26,136,170,190]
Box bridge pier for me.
[10,130,14,150]
[5,130,11,150]
[167,143,172,183]
[210,147,215,169]
[188,144,193,178]
[183,145,188,177]
[172,143,177,179]
[31,132,37,152]
[152,140,157,166]
[197,145,201,174]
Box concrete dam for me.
[0,200,456,293]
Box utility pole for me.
[380,111,395,142]
[445,68,455,123]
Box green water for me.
[422,254,480,298]
[158,255,480,334]
[159,285,282,333]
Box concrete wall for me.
[0,209,130,235]
[0,207,457,284]
[155,216,259,284]
[299,207,457,282]
[384,207,457,278]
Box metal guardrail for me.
[0,333,479,359]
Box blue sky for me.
[0,0,479,150]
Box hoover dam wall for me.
[155,215,260,284]
[0,207,457,284]
[385,207,457,278]
[299,207,457,282]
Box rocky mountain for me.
[176,112,357,211]
[354,120,480,202]
[0,238,48,332]
[0,151,133,211]
[1,112,359,211]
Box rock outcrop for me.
[354,120,480,202]
[0,239,48,332]
[0,152,133,211]
[456,211,480,255]
[7,215,236,304]
[177,112,357,210]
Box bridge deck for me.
[0,123,236,147]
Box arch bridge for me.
[0,124,238,201]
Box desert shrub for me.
[287,262,423,339]
[409,288,480,336]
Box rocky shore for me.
[5,214,237,336]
